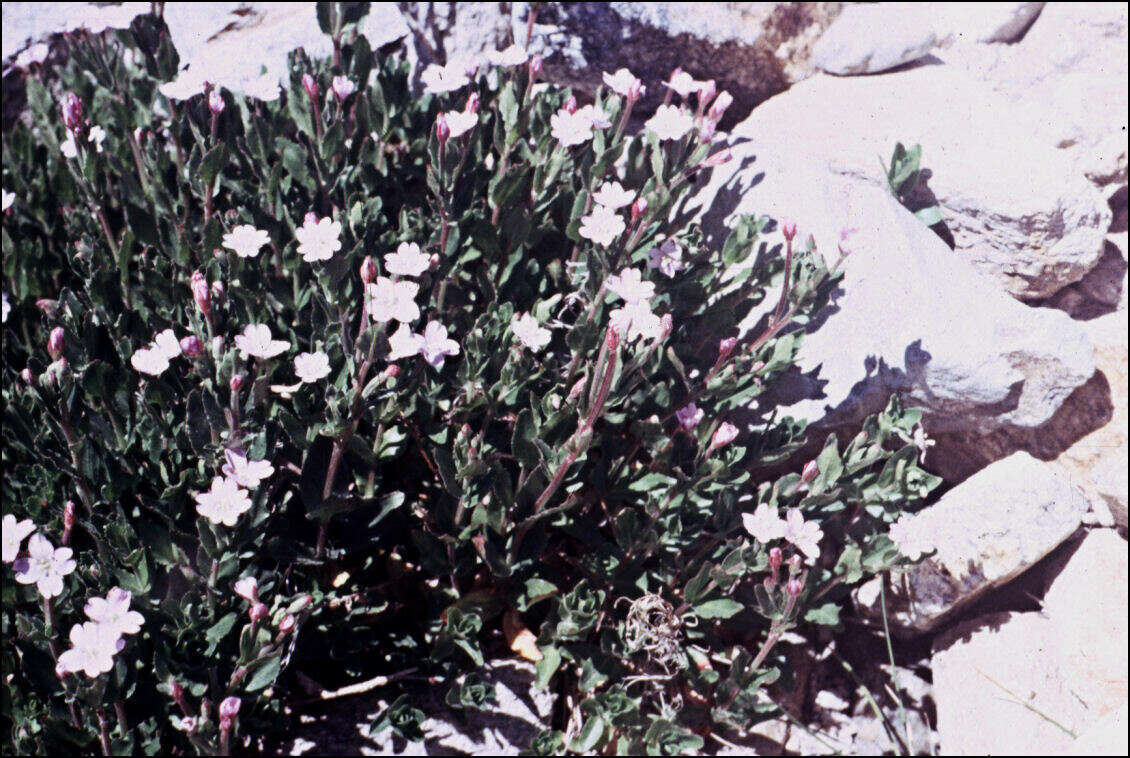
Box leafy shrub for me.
[882,141,944,228]
[2,4,940,754]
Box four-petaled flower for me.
[606,268,656,304]
[366,277,420,323]
[444,109,478,139]
[888,514,932,562]
[57,621,122,678]
[421,63,469,94]
[294,351,331,383]
[592,182,635,209]
[194,475,253,527]
[578,205,626,247]
[153,329,182,361]
[646,239,685,278]
[130,346,171,376]
[742,504,786,544]
[664,69,703,98]
[609,301,663,343]
[332,75,355,100]
[2,189,14,212]
[13,533,76,598]
[235,323,290,360]
[84,587,144,637]
[576,104,611,129]
[511,313,551,351]
[489,44,528,67]
[222,225,270,258]
[550,110,594,147]
[383,242,431,277]
[2,514,35,563]
[783,509,823,562]
[602,68,643,98]
[420,321,460,370]
[645,105,694,141]
[387,322,425,361]
[675,402,703,431]
[222,449,275,489]
[295,217,342,262]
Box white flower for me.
[444,109,478,139]
[578,205,626,247]
[888,514,932,562]
[782,509,823,562]
[13,533,75,598]
[57,621,122,678]
[911,423,935,465]
[60,133,79,159]
[550,110,594,147]
[235,323,290,360]
[419,321,460,369]
[194,475,252,527]
[490,44,529,67]
[152,329,182,361]
[130,347,171,376]
[742,504,786,544]
[238,73,281,102]
[159,68,209,101]
[222,225,270,258]
[609,301,663,343]
[602,68,643,97]
[332,75,356,100]
[646,239,685,278]
[606,268,656,304]
[591,182,635,210]
[294,351,331,383]
[84,587,144,637]
[383,242,431,277]
[295,217,342,263]
[2,189,14,212]
[675,402,703,431]
[576,104,611,129]
[511,313,551,351]
[2,514,36,563]
[366,278,420,324]
[233,576,258,601]
[1,291,10,322]
[421,63,469,94]
[222,449,275,489]
[387,322,425,361]
[663,70,701,98]
[645,105,694,141]
[89,126,106,152]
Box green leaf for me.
[694,598,743,619]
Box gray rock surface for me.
[731,64,1114,299]
[681,144,1097,443]
[812,4,938,75]
[854,452,1088,632]
[934,2,1045,44]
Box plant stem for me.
[96,708,112,755]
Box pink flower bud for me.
[698,79,717,108]
[435,113,450,145]
[37,298,59,317]
[710,421,739,450]
[211,281,225,306]
[47,326,65,360]
[292,594,313,612]
[191,280,210,315]
[630,197,648,223]
[229,374,244,392]
[528,54,543,78]
[789,554,803,571]
[627,79,645,103]
[768,546,783,571]
[780,219,797,242]
[380,364,400,382]
[219,696,241,729]
[707,91,733,122]
[718,336,737,358]
[800,459,819,484]
[464,92,480,115]
[64,500,76,530]
[21,368,34,384]
[208,88,225,115]
[279,614,296,633]
[659,313,674,340]
[567,377,586,404]
[698,118,717,142]
[786,578,803,597]
[360,255,377,284]
[180,335,204,357]
[428,253,441,270]
[331,75,355,101]
[302,73,319,100]
[178,716,197,733]
[605,325,620,351]
[249,602,268,623]
[233,576,258,601]
[562,95,577,114]
[304,211,319,226]
[701,148,732,167]
[61,92,83,132]
[44,358,68,388]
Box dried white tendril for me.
[619,593,686,672]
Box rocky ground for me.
[4,2,1127,755]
